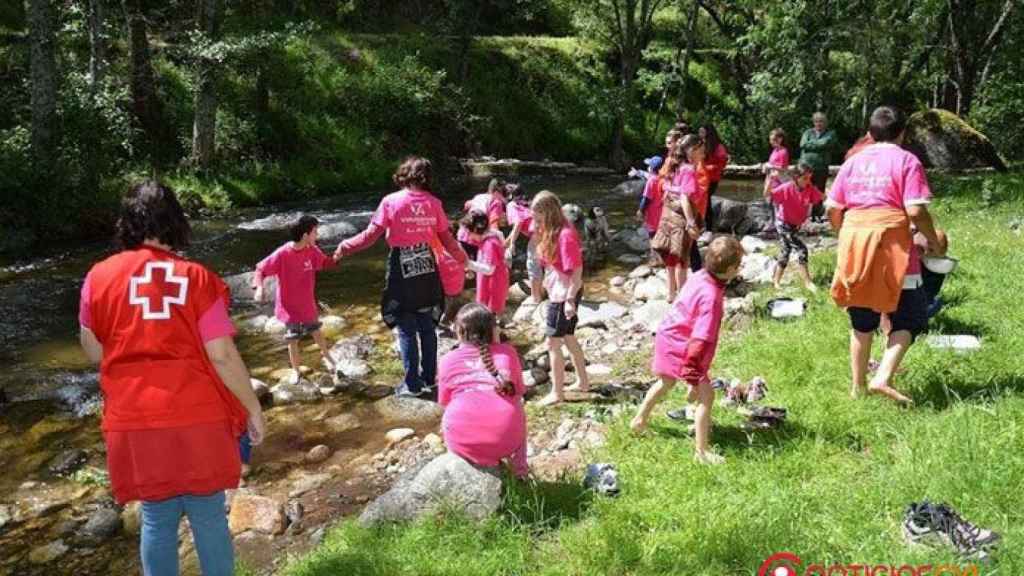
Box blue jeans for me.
[396,310,437,393]
[141,492,233,576]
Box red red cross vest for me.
[84,247,247,434]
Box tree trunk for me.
[28,0,57,170]
[86,0,106,88]
[122,0,163,162]
[190,0,220,168]
[676,0,698,119]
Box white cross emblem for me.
[129,261,189,320]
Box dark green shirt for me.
[799,128,838,173]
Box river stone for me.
[264,317,287,335]
[423,433,445,454]
[305,445,331,464]
[121,502,142,535]
[319,315,347,338]
[512,299,542,324]
[904,109,1007,171]
[0,504,10,531]
[270,381,322,405]
[13,484,88,523]
[250,378,271,406]
[225,272,278,302]
[29,540,68,564]
[374,396,444,424]
[317,220,359,241]
[386,428,416,446]
[628,265,652,279]
[507,281,530,304]
[330,335,375,360]
[633,275,668,301]
[48,449,88,476]
[725,295,756,331]
[709,196,748,233]
[336,358,372,379]
[610,276,626,287]
[616,227,651,253]
[739,253,775,284]
[576,301,628,329]
[289,473,331,498]
[612,178,646,197]
[631,300,672,333]
[324,413,361,433]
[82,507,122,542]
[359,453,503,527]
[228,494,285,535]
[617,254,644,265]
[741,235,768,254]
[586,364,613,377]
[530,366,550,386]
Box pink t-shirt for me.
[826,143,932,211]
[771,181,824,227]
[458,192,506,243]
[79,278,235,342]
[540,225,583,303]
[641,176,665,233]
[438,343,527,476]
[672,164,706,219]
[766,147,790,190]
[371,188,452,248]
[652,270,725,380]
[476,233,510,315]
[506,201,534,237]
[436,249,466,297]
[256,243,333,324]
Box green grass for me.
[283,172,1024,575]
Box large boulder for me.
[611,178,646,197]
[576,301,628,329]
[373,396,444,425]
[224,271,277,302]
[359,453,503,526]
[904,109,1007,171]
[631,300,671,333]
[708,197,772,235]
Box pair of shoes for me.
[395,385,424,398]
[746,377,767,403]
[903,500,1001,559]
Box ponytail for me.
[454,302,514,396]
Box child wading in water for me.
[504,184,544,304]
[631,236,745,465]
[462,210,510,317]
[766,162,823,291]
[532,191,590,406]
[458,178,507,260]
[254,215,337,383]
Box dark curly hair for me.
[393,156,433,192]
[116,181,191,250]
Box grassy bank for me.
[281,172,1024,575]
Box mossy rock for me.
[904,109,1008,171]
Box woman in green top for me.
[800,112,839,217]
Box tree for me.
[190,0,221,168]
[85,0,106,88]
[28,0,57,170]
[122,0,164,164]
[942,0,1018,115]
[571,0,667,169]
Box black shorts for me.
[284,321,322,341]
[848,288,928,338]
[545,292,583,338]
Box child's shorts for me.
[284,321,322,341]
[848,287,928,339]
[526,238,543,281]
[545,292,583,338]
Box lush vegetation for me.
[282,172,1024,575]
[2,1,1021,252]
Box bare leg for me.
[797,264,817,292]
[869,330,914,404]
[311,330,335,370]
[538,337,566,406]
[666,265,679,303]
[631,376,676,433]
[287,341,302,372]
[692,380,722,464]
[772,264,786,289]
[675,265,688,296]
[850,330,873,398]
[530,278,543,303]
[563,335,590,392]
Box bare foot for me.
[773,281,782,290]
[536,392,563,407]
[629,416,648,435]
[868,382,913,405]
[694,451,725,465]
[850,383,866,399]
[804,281,818,293]
[566,382,590,393]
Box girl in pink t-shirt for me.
[504,184,544,304]
[461,211,510,316]
[532,191,590,407]
[438,303,528,478]
[765,162,823,291]
[631,236,745,465]
[762,128,791,195]
[457,178,507,259]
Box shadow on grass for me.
[912,374,1024,410]
[928,315,987,337]
[646,417,810,453]
[501,476,594,535]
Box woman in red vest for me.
[79,181,266,576]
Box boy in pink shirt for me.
[766,162,823,291]
[253,215,337,384]
[631,236,744,465]
[461,210,510,316]
[438,303,527,477]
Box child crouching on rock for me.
[631,236,745,465]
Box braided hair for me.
[455,303,514,396]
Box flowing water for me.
[0,174,764,574]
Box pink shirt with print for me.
[476,232,510,315]
[506,201,534,237]
[438,343,527,477]
[651,270,725,382]
[369,189,452,248]
[256,243,334,324]
[771,181,823,227]
[540,225,583,303]
[641,175,665,234]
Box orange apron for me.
[830,208,911,313]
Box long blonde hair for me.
[531,190,567,264]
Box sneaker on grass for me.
[903,500,1001,559]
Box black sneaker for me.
[903,500,1001,559]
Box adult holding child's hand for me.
[78,181,264,576]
